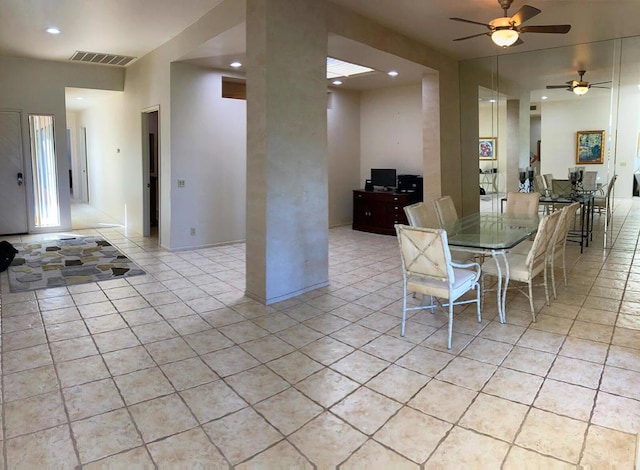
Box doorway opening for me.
[142,107,160,238]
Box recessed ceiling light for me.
[76,97,84,100]
[230,61,242,68]
[541,96,548,100]
[332,80,342,85]
[326,57,373,79]
[46,27,60,34]
[489,99,497,103]
[388,70,399,77]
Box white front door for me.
[0,111,28,234]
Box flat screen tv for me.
[371,168,397,189]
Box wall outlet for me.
[177,179,186,188]
[190,227,196,236]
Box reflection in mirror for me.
[461,36,640,247]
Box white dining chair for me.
[395,224,481,349]
[504,191,540,217]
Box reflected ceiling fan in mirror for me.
[546,70,612,96]
[450,0,571,48]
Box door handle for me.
[147,183,151,188]
[17,172,23,186]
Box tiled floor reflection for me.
[1,200,640,468]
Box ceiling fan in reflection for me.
[450,0,571,48]
[546,70,611,96]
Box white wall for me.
[327,88,361,227]
[540,97,610,186]
[360,83,423,180]
[170,64,246,248]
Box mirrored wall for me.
[460,35,640,243]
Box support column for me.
[245,0,329,304]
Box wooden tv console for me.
[352,189,420,235]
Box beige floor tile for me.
[240,334,296,362]
[102,345,156,376]
[331,350,390,384]
[147,428,228,468]
[502,345,556,376]
[250,312,299,333]
[295,368,359,408]
[366,364,429,403]
[56,354,110,388]
[114,366,175,405]
[166,314,212,336]
[3,364,59,401]
[3,326,48,351]
[569,320,614,343]
[357,311,401,333]
[612,326,640,350]
[421,328,474,354]
[275,323,325,348]
[330,323,382,348]
[203,407,283,465]
[374,407,451,464]
[266,351,324,384]
[83,446,155,469]
[459,393,528,442]
[3,343,53,374]
[576,307,618,326]
[517,329,565,354]
[129,393,198,443]
[607,344,640,372]
[340,439,419,469]
[395,345,454,377]
[503,446,576,469]
[479,321,526,344]
[119,307,163,326]
[600,365,640,400]
[5,424,78,469]
[218,320,270,343]
[300,336,355,366]
[359,334,415,362]
[332,387,402,435]
[143,337,197,364]
[131,321,178,344]
[3,312,43,333]
[435,356,497,391]
[304,313,352,335]
[409,379,477,423]
[225,365,290,404]
[530,314,574,335]
[235,440,313,470]
[483,368,543,405]
[289,411,367,468]
[62,378,124,421]
[160,356,218,391]
[201,345,261,377]
[580,425,637,469]
[547,356,603,389]
[460,337,513,365]
[92,328,141,353]
[71,408,142,463]
[50,336,98,363]
[254,387,323,435]
[183,328,235,354]
[617,313,640,330]
[559,336,609,364]
[179,380,247,423]
[84,313,128,334]
[516,408,587,463]
[533,379,596,421]
[77,300,118,318]
[425,426,510,469]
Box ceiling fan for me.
[546,70,612,96]
[450,0,571,48]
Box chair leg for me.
[528,281,536,322]
[476,284,481,323]
[447,302,454,350]
[543,266,550,307]
[550,260,557,300]
[562,249,568,286]
[401,289,408,337]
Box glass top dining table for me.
[444,212,541,323]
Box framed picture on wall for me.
[576,130,605,164]
[479,137,497,160]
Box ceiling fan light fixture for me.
[573,85,589,96]
[491,28,519,47]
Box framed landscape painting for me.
[576,130,605,164]
[479,137,497,160]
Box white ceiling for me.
[3,0,640,103]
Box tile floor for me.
[0,200,639,468]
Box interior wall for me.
[359,83,423,180]
[540,96,610,184]
[170,63,247,248]
[0,56,123,232]
[327,88,361,227]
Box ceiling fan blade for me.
[453,32,491,41]
[449,17,492,28]
[590,81,612,86]
[519,24,572,34]
[511,37,525,47]
[590,86,611,89]
[511,5,541,26]
[546,85,569,89]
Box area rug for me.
[7,236,146,292]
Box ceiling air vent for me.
[70,51,136,67]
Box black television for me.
[371,168,397,189]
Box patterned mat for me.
[7,236,146,292]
